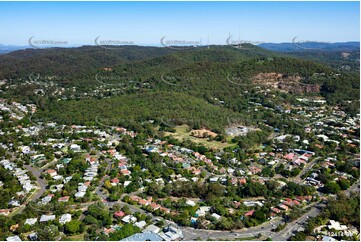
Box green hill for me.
[1,45,359,130]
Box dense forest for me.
[0,45,359,130]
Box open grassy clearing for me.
[164,125,236,150]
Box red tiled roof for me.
[284,153,295,160]
[114,211,125,217]
[58,196,70,202]
[244,210,255,216]
[150,203,160,210]
[271,207,281,213]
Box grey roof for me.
[6,236,21,241]
[121,232,163,241]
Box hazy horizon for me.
[0,1,359,47]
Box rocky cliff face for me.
[252,72,320,94]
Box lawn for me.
[62,233,85,241]
[164,125,236,150]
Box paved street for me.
[271,204,324,241]
[23,164,47,201]
[181,217,282,240]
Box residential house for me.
[24,218,37,226]
[144,224,161,234]
[160,226,183,241]
[244,210,255,217]
[139,199,150,206]
[327,220,348,231]
[40,215,56,222]
[111,178,120,186]
[75,191,86,198]
[6,236,21,241]
[70,144,81,152]
[149,203,161,211]
[40,195,53,204]
[196,206,211,217]
[186,200,196,207]
[58,196,70,202]
[278,204,289,211]
[46,169,57,177]
[59,214,72,224]
[121,232,163,241]
[122,215,137,224]
[271,207,281,214]
[135,221,147,229]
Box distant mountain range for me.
[0,44,30,54]
[0,41,359,54]
[259,41,360,52]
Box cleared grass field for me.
[164,124,236,150]
[63,233,85,241]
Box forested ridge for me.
[1,44,359,131]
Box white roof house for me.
[59,214,72,224]
[328,220,348,231]
[6,236,21,241]
[53,175,64,181]
[135,220,147,229]
[40,195,52,204]
[78,184,88,192]
[144,224,161,234]
[122,215,137,224]
[70,144,81,152]
[196,206,211,217]
[186,200,196,207]
[211,213,221,220]
[24,218,38,226]
[209,177,219,183]
[23,184,34,193]
[40,214,56,222]
[75,191,86,198]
